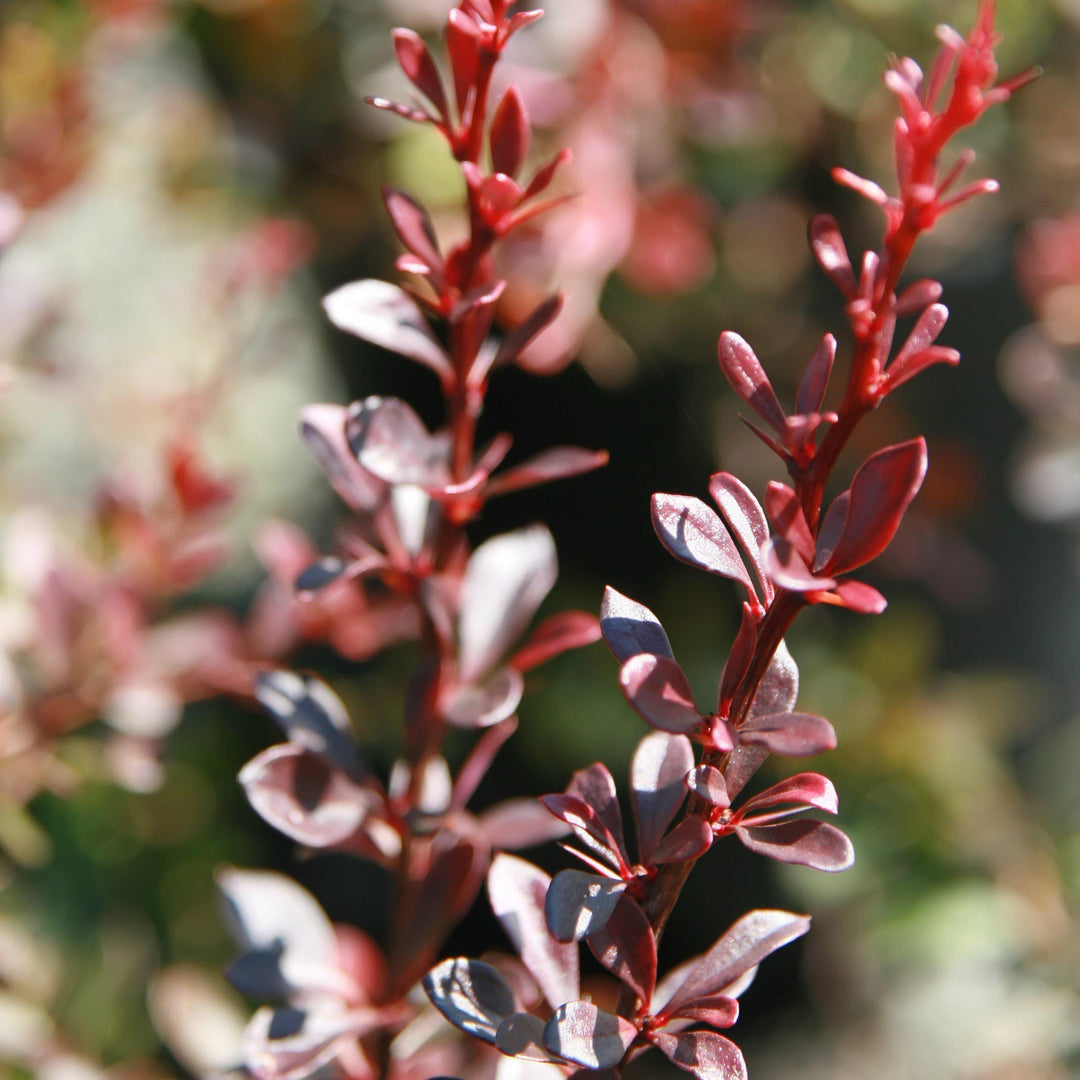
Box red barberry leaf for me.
[737,712,837,757]
[717,603,757,717]
[587,894,657,1005]
[764,482,816,565]
[490,85,530,178]
[491,293,564,370]
[761,537,837,592]
[486,446,609,499]
[543,1002,637,1070]
[509,610,602,673]
[652,1030,747,1080]
[619,653,701,734]
[808,214,856,297]
[299,403,384,513]
[631,731,694,865]
[423,957,515,1044]
[545,870,626,943]
[391,28,448,117]
[735,820,853,872]
[600,586,674,664]
[649,815,713,864]
[717,332,786,433]
[666,995,740,1030]
[795,333,837,415]
[738,772,838,815]
[686,765,730,809]
[708,473,771,602]
[381,187,443,275]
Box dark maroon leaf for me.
[661,909,811,1016]
[652,1030,747,1080]
[543,1002,637,1070]
[345,396,451,489]
[738,712,837,757]
[717,604,757,715]
[299,403,383,513]
[391,29,447,116]
[812,491,850,573]
[495,1013,563,1063]
[239,744,373,848]
[667,995,740,1030]
[545,869,626,942]
[477,797,572,850]
[600,586,674,664]
[795,333,837,416]
[486,447,609,498]
[508,610,602,673]
[492,294,564,369]
[764,483,816,565]
[587,893,657,1005]
[651,494,756,598]
[540,793,624,873]
[450,718,516,810]
[808,214,856,297]
[619,653,701,734]
[382,187,443,274]
[738,772,838,815]
[827,579,888,614]
[761,537,837,592]
[686,765,729,809]
[488,854,579,1009]
[423,957,515,1044]
[717,331,786,433]
[490,85,530,178]
[736,820,853,872]
[650,815,713,864]
[820,438,928,575]
[631,731,694,865]
[708,472,771,602]
[566,763,626,861]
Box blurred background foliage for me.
[0,0,1078,1077]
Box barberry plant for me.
[220,3,1029,1079]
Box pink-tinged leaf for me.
[891,302,948,370]
[391,29,447,116]
[477,797,572,850]
[717,604,757,716]
[524,148,571,200]
[299,403,383,513]
[382,187,443,274]
[492,293,564,370]
[796,333,837,415]
[346,396,450,490]
[832,167,890,206]
[541,795,624,873]
[459,524,557,684]
[708,473,771,601]
[243,1004,367,1080]
[490,85,530,178]
[686,765,730,809]
[619,653,701,734]
[543,1002,637,1070]
[761,537,837,592]
[600,586,674,664]
[821,439,928,576]
[496,1013,564,1063]
[254,671,365,778]
[488,854,580,1009]
[588,894,657,1005]
[652,1030,747,1080]
[812,491,849,573]
[736,820,853,872]
[567,763,627,860]
[764,483,816,565]
[216,869,347,1000]
[738,712,837,757]
[451,718,517,810]
[650,815,713,864]
[880,344,960,394]
[446,10,481,115]
[894,278,942,316]
[631,732,694,865]
[662,909,811,1016]
[667,995,740,1030]
[509,610,601,673]
[479,173,523,223]
[738,772,838,816]
[323,280,453,383]
[544,870,626,942]
[808,214,856,297]
[239,745,374,848]
[486,447,609,499]
[824,579,887,614]
[651,494,756,598]
[505,8,545,39]
[717,332,786,433]
[442,666,523,728]
[423,957,515,1044]
[365,95,431,124]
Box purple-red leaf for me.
[880,343,960,394]
[299,404,383,513]
[826,579,888,614]
[544,870,626,943]
[631,731,694,865]
[496,1013,563,1063]
[820,438,928,576]
[717,332,786,433]
[477,797,572,850]
[509,610,602,673]
[441,666,523,728]
[738,772,838,815]
[486,446,609,499]
[764,483,816,565]
[600,586,674,664]
[661,909,811,1016]
[490,85,530,178]
[650,815,713,864]
[423,957,515,1044]
[808,214,856,297]
[488,854,579,1009]
[652,1030,747,1080]
[686,765,730,809]
[587,894,657,1005]
[391,29,447,116]
[490,293,564,371]
[567,763,626,859]
[795,333,837,416]
[667,995,740,1030]
[382,187,443,274]
[736,820,854,872]
[345,395,450,489]
[543,1002,637,1070]
[708,473,771,602]
[738,711,837,757]
[619,653,701,734]
[540,794,624,873]
[652,494,756,598]
[717,604,757,715]
[761,537,837,592]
